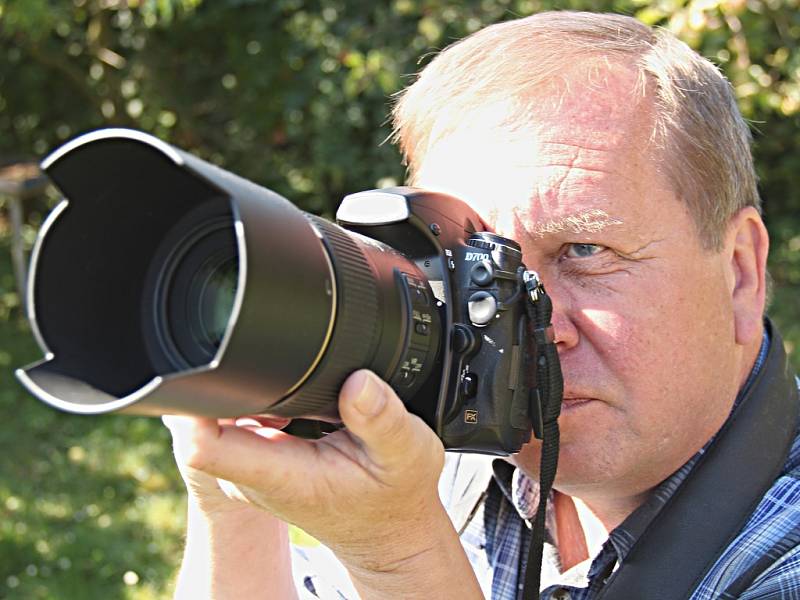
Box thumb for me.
[338,370,442,471]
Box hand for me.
[164,370,483,599]
[162,370,446,567]
[163,414,292,517]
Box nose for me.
[548,287,579,351]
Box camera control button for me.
[396,371,416,387]
[413,310,433,324]
[396,365,416,386]
[395,350,426,387]
[415,322,429,335]
[445,249,456,272]
[452,324,479,354]
[461,372,478,398]
[467,291,497,326]
[470,260,495,286]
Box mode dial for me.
[466,238,495,251]
[467,233,523,272]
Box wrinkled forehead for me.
[416,59,651,155]
[412,65,666,233]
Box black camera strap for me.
[520,272,564,599]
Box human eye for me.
[563,243,607,259]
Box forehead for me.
[413,64,675,238]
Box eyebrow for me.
[523,209,623,238]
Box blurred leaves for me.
[0,308,185,599]
[1,0,798,216]
[3,0,794,341]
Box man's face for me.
[414,67,746,502]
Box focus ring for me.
[268,216,380,418]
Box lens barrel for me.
[17,129,440,420]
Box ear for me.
[724,207,769,346]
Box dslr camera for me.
[17,129,562,455]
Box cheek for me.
[569,279,699,398]
[572,270,735,409]
[571,274,674,345]
[577,306,662,386]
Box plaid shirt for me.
[294,333,800,599]
[455,332,800,600]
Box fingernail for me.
[353,372,386,417]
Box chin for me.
[554,435,630,490]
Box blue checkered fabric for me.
[460,332,800,600]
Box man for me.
[163,11,800,599]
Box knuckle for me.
[379,412,409,445]
[181,424,219,472]
[376,391,410,439]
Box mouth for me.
[560,397,599,414]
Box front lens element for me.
[192,256,238,351]
[144,200,240,372]
[164,221,238,369]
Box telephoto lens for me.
[17,129,442,423]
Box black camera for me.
[16,129,562,455]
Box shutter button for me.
[467,291,497,326]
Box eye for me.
[563,243,605,259]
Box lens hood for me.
[17,129,338,417]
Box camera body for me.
[17,129,560,456]
[334,188,537,454]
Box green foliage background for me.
[0,1,797,598]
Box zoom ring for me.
[268,216,381,417]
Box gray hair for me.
[392,11,760,250]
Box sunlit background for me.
[1,1,798,598]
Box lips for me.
[560,397,595,411]
[560,390,601,413]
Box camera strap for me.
[520,272,564,599]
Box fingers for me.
[338,370,443,472]
[162,415,220,465]
[162,414,316,501]
[161,371,444,501]
[162,415,292,465]
[234,416,292,430]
